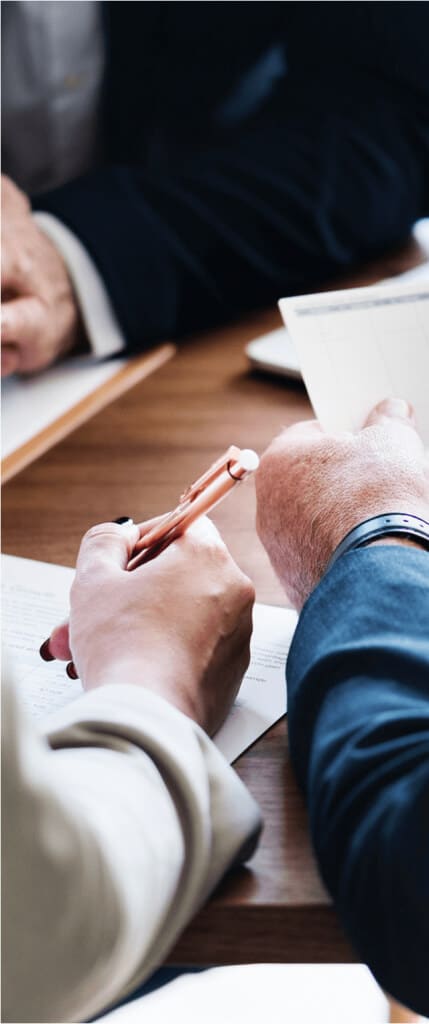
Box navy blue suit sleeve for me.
[31,85,428,351]
[287,546,429,1016]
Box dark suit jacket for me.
[288,546,429,1016]
[33,2,429,350]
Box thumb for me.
[363,398,425,459]
[76,521,140,578]
[364,397,416,429]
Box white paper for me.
[1,355,128,459]
[280,277,429,444]
[1,554,296,763]
[246,221,429,382]
[215,602,296,761]
[2,556,82,716]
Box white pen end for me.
[239,448,260,472]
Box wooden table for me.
[2,232,428,967]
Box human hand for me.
[256,399,429,610]
[48,517,255,736]
[1,175,83,376]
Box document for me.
[1,345,174,483]
[246,220,429,382]
[2,554,296,764]
[1,356,129,460]
[279,277,429,444]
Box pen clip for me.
[179,445,241,502]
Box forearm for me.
[287,546,429,1016]
[3,679,260,1023]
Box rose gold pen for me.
[40,446,259,678]
[127,445,259,570]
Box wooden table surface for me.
[3,232,428,966]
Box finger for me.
[184,515,223,545]
[363,398,425,457]
[1,296,44,346]
[128,514,228,572]
[135,514,224,549]
[76,520,140,578]
[1,343,19,377]
[1,246,32,296]
[156,516,226,562]
[1,175,31,217]
[48,621,72,661]
[135,513,172,542]
[158,514,225,550]
[364,397,417,430]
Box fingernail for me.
[39,639,55,661]
[113,517,134,525]
[66,661,79,680]
[379,398,412,419]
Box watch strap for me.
[326,512,429,573]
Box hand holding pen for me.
[40,446,259,677]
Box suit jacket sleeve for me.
[2,675,261,1024]
[286,546,429,1018]
[31,80,428,351]
[29,3,429,351]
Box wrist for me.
[81,652,200,725]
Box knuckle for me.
[187,528,227,561]
[239,574,256,606]
[83,522,120,545]
[10,251,29,278]
[228,569,255,611]
[5,253,20,281]
[257,443,281,477]
[257,434,298,488]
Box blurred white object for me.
[102,964,390,1024]
[246,219,429,381]
[246,325,301,379]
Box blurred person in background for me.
[2,1,429,376]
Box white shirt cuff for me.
[34,211,125,359]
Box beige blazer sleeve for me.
[2,672,261,1024]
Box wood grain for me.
[2,232,427,965]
